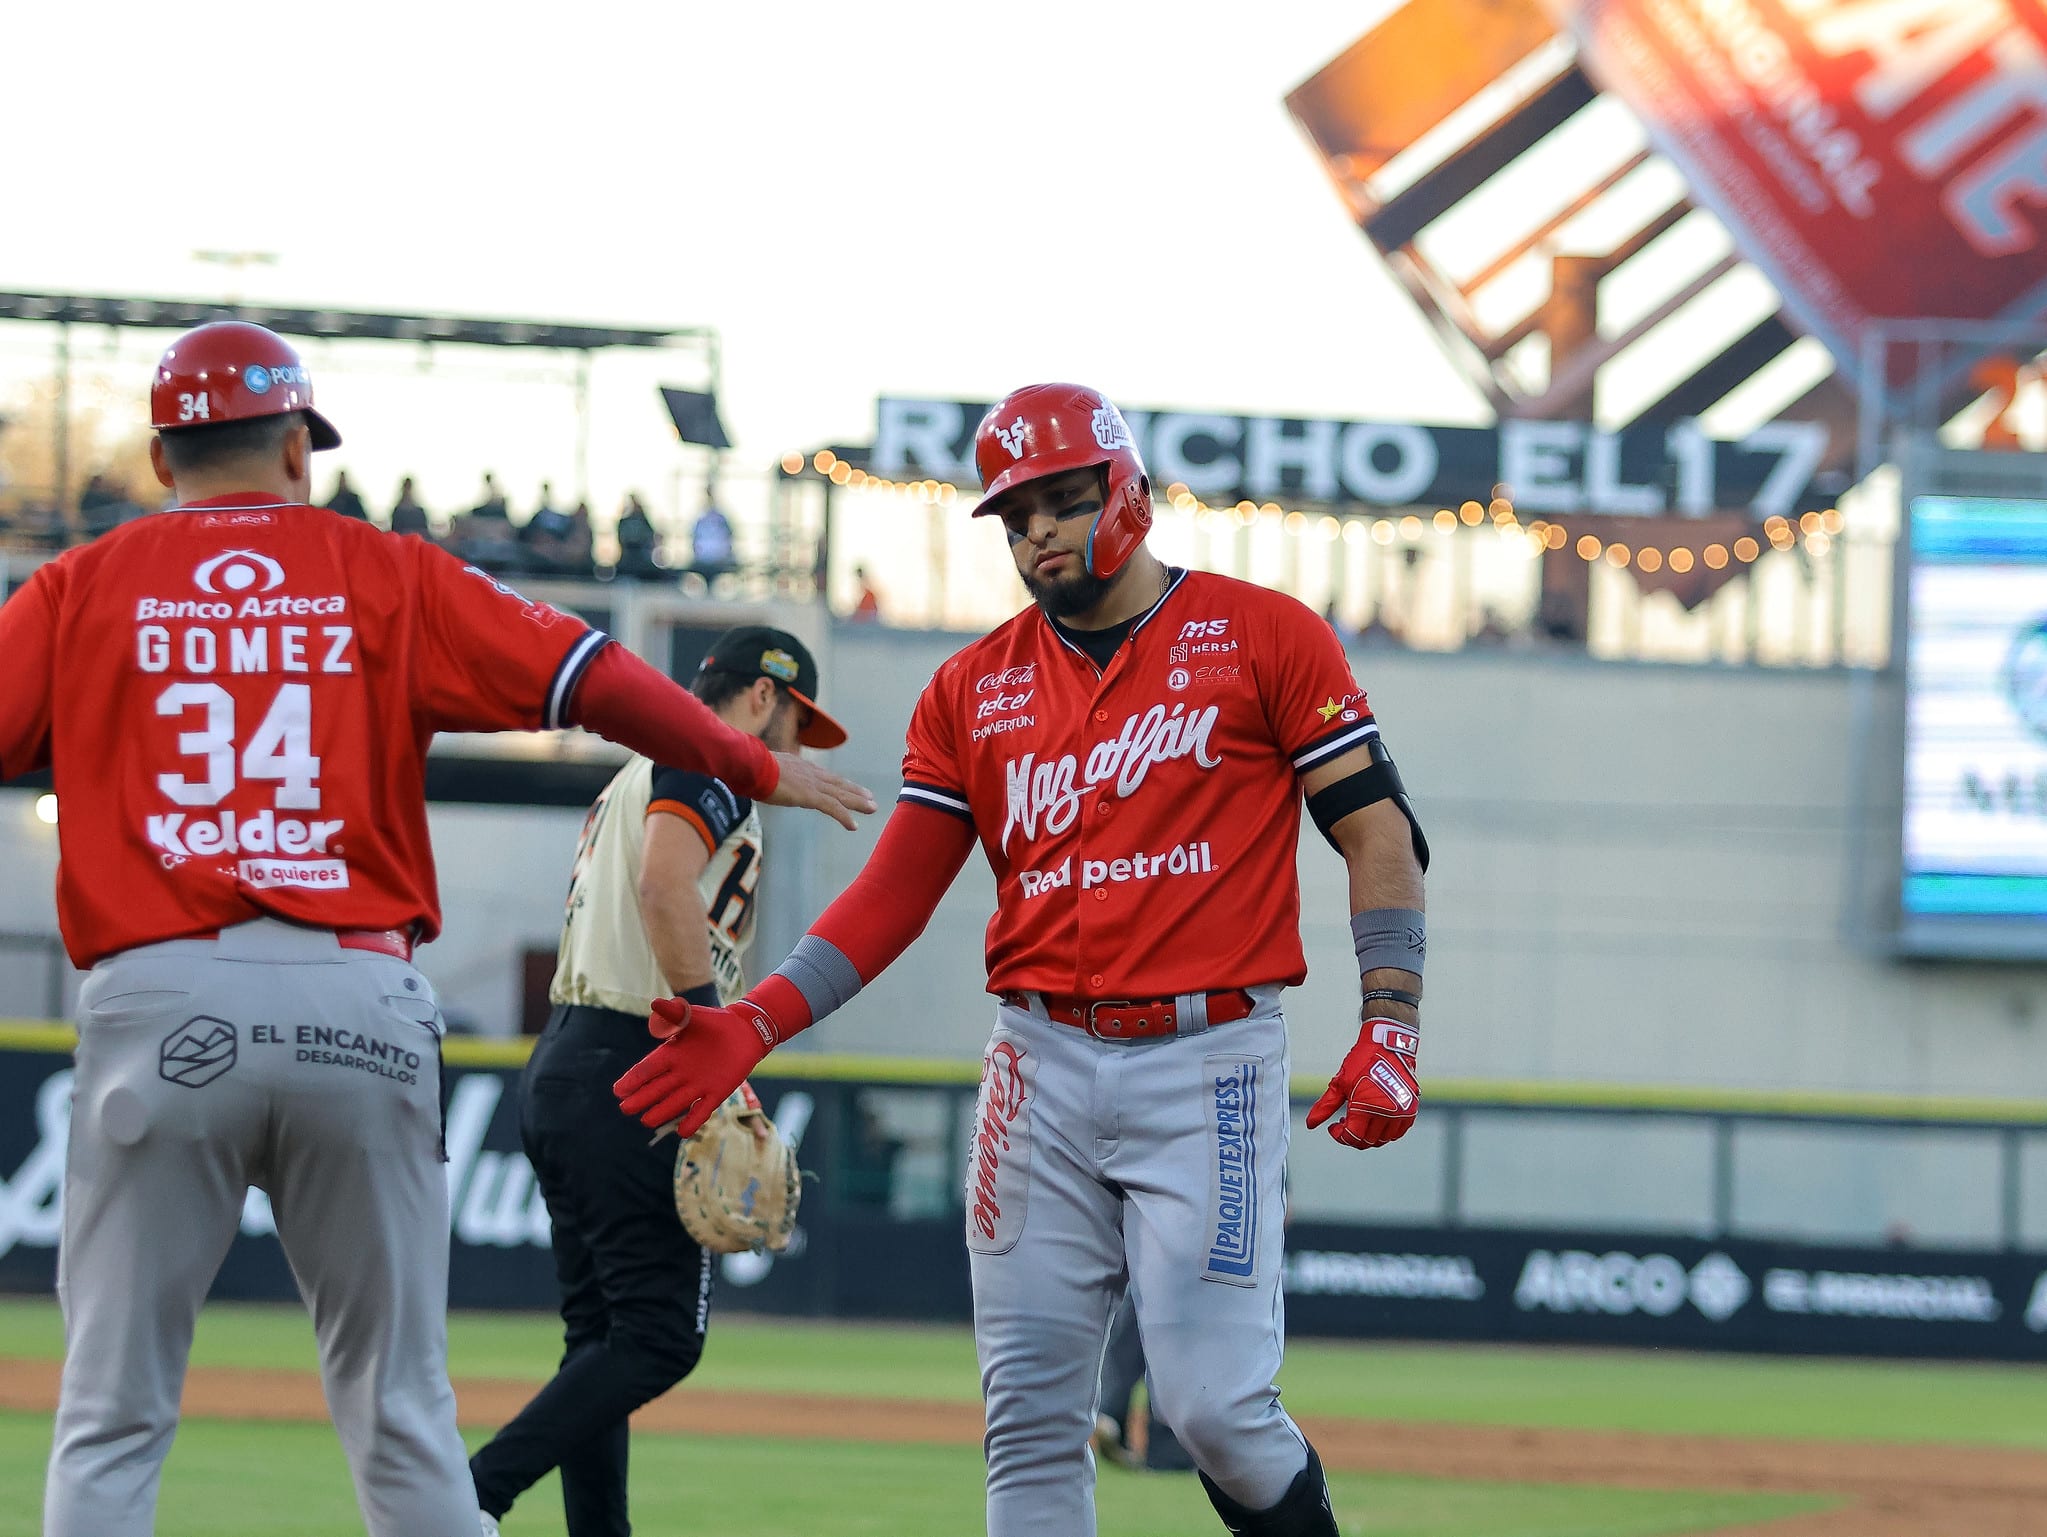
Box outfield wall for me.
[2,1039,2042,1359]
[2,624,2042,1100]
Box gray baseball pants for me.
[43,918,480,1537]
[968,988,1308,1537]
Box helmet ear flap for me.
[1085,475,1153,578]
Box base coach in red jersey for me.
[0,321,872,1537]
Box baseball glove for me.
[672,1081,800,1254]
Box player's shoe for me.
[478,1515,500,1536]
[1091,1412,1136,1469]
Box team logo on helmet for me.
[995,416,1029,459]
[194,549,286,594]
[243,364,273,395]
[1091,405,1133,452]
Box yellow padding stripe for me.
[3,1019,2043,1121]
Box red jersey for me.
[899,570,1377,999]
[0,496,609,967]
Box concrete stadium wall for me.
[788,624,2047,1104]
[4,621,2043,1097]
[5,621,2043,1247]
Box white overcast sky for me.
[1,1,1494,523]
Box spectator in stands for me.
[686,494,738,589]
[519,481,593,577]
[849,563,883,623]
[449,472,519,569]
[1468,609,1512,648]
[323,470,370,522]
[612,493,663,580]
[389,477,432,539]
[1536,588,1588,647]
[1356,609,1402,648]
[78,474,141,541]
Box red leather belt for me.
[1003,988,1254,1041]
[189,926,414,962]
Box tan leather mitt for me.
[672,1082,800,1254]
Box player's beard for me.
[1022,558,1114,619]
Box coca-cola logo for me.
[977,664,1037,693]
[969,1040,1031,1247]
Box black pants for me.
[470,1005,713,1536]
[1099,1292,1193,1471]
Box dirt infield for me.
[5,1359,2045,1535]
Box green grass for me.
[2,1297,2040,1448]
[0,1414,1825,1537]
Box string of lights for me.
[777,453,1852,566]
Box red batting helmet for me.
[151,321,341,450]
[972,383,1152,578]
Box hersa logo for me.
[194,550,286,595]
[994,416,1030,459]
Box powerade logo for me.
[1204,1062,1258,1283]
[241,362,307,396]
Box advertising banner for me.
[871,399,1836,518]
[1547,0,2047,383]
[1900,492,2047,951]
[0,1052,945,1317]
[1283,1223,2047,1359]
[4,1048,2042,1358]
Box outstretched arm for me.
[615,800,977,1133]
[569,642,875,828]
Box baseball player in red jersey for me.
[617,383,1429,1536]
[0,321,873,1537]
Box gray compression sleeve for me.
[771,934,866,1023]
[1352,908,1425,976]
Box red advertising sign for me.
[1547,0,2047,377]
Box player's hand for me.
[764,752,877,831]
[1306,1016,1420,1149]
[615,997,778,1137]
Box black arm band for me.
[1304,737,1430,870]
[1363,987,1422,1009]
[679,983,723,1009]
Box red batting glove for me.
[614,998,780,1137]
[1305,1016,1420,1149]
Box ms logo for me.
[1091,404,1133,452]
[194,549,286,594]
[995,416,1030,459]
